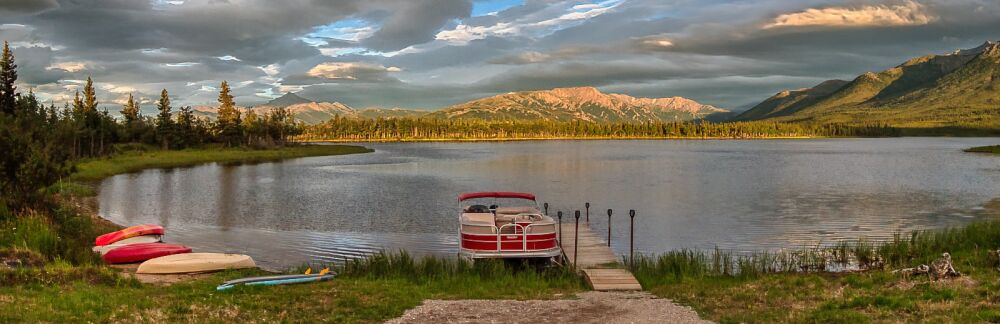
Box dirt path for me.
[387,291,710,324]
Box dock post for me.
[574,210,581,268]
[585,202,590,222]
[629,209,635,267]
[607,209,612,247]
[544,202,549,216]
[557,211,563,250]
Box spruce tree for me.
[121,93,140,124]
[215,81,241,146]
[0,41,16,115]
[155,89,173,149]
[82,77,98,113]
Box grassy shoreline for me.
[2,144,587,322]
[71,144,373,182]
[965,145,1000,154]
[299,135,823,143]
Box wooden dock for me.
[559,221,642,291]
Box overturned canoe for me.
[95,225,165,246]
[103,243,191,264]
[137,253,256,274]
[216,273,336,291]
[92,235,163,255]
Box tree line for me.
[299,116,903,141]
[0,41,302,209]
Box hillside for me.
[739,41,1000,128]
[427,87,728,122]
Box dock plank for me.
[560,221,642,291]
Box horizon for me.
[1,0,998,111]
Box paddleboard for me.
[216,274,336,291]
[95,225,165,246]
[92,235,163,255]
[136,253,256,274]
[102,243,191,264]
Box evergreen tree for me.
[155,89,174,149]
[215,81,242,146]
[176,106,195,148]
[0,41,16,115]
[121,93,140,123]
[82,77,98,113]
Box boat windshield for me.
[461,197,538,212]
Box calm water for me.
[98,138,1000,270]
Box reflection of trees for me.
[157,169,175,227]
[217,165,239,230]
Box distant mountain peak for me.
[265,92,313,108]
[430,87,727,122]
[952,40,999,56]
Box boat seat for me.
[495,207,540,215]
[461,213,494,226]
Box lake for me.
[98,138,1000,270]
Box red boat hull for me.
[95,225,165,246]
[102,243,192,264]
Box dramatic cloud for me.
[0,0,995,110]
[763,1,936,29]
[305,62,402,81]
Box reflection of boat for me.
[458,192,561,261]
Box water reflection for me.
[98,138,1000,269]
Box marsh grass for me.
[631,219,1000,282]
[964,145,1000,153]
[634,219,1000,323]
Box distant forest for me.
[299,117,903,141]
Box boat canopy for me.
[458,192,536,201]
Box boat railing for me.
[462,222,549,252]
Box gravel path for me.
[387,291,711,324]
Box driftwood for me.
[892,252,961,280]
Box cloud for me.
[307,62,401,80]
[0,0,58,16]
[763,1,936,29]
[46,61,86,72]
[359,0,473,52]
[489,51,552,64]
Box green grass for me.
[0,253,584,323]
[71,144,373,182]
[965,145,1000,154]
[631,210,1000,323]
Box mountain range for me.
[216,88,728,124]
[191,41,1000,128]
[737,41,1000,127]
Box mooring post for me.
[574,210,581,268]
[629,209,635,267]
[557,211,563,250]
[607,209,613,247]
[585,202,590,222]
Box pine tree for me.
[0,41,17,115]
[217,80,238,124]
[155,89,173,149]
[121,93,140,123]
[215,81,242,146]
[82,77,98,113]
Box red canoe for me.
[95,224,165,246]
[102,243,192,264]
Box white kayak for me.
[91,235,163,255]
[136,253,256,274]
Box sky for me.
[0,0,998,111]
